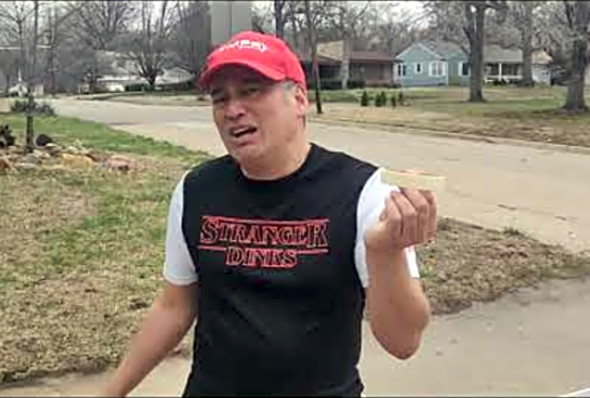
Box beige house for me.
[297,41,395,88]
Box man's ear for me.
[293,85,309,117]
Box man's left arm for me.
[363,184,437,359]
[365,248,431,359]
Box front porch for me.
[485,62,522,83]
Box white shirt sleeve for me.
[354,168,420,288]
[162,173,199,285]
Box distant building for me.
[296,41,395,88]
[210,1,252,46]
[77,51,194,94]
[0,45,47,97]
[394,40,553,87]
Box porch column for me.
[499,63,503,79]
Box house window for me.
[430,61,446,77]
[415,62,423,74]
[460,62,470,76]
[502,64,519,76]
[397,64,407,77]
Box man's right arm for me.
[102,281,198,397]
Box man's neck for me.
[240,141,312,181]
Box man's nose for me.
[224,96,246,120]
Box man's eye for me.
[243,86,261,96]
[212,95,227,104]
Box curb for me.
[310,117,590,156]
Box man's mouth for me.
[230,126,258,138]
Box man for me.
[103,31,435,397]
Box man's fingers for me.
[382,195,402,238]
[390,191,417,247]
[401,188,431,243]
[421,190,438,241]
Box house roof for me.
[294,49,340,65]
[396,40,552,65]
[483,45,521,63]
[421,40,464,59]
[350,51,392,62]
[295,44,392,65]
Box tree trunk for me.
[4,74,10,96]
[148,76,156,91]
[520,3,534,86]
[26,0,40,152]
[469,5,485,103]
[274,0,285,39]
[340,36,350,89]
[290,7,299,49]
[564,37,588,111]
[563,1,589,112]
[304,0,322,114]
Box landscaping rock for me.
[45,143,62,157]
[65,146,80,155]
[7,145,22,154]
[35,134,53,147]
[105,154,131,172]
[0,124,15,148]
[15,162,37,170]
[0,156,15,171]
[60,153,94,169]
[32,149,50,161]
[21,153,40,165]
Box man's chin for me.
[228,145,265,165]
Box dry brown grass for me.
[312,87,590,148]
[418,219,590,314]
[0,152,191,383]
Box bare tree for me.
[561,1,590,112]
[66,0,136,93]
[508,1,542,87]
[0,49,19,95]
[428,1,508,102]
[274,0,289,39]
[126,0,172,90]
[25,0,40,151]
[463,1,508,102]
[304,0,322,114]
[168,1,210,88]
[0,0,42,150]
[322,1,370,89]
[68,0,136,51]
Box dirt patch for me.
[419,218,590,314]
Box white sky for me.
[253,1,426,23]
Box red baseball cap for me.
[199,31,307,92]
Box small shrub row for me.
[360,90,405,108]
[10,100,55,116]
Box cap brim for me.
[199,59,286,91]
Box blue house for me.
[394,40,553,87]
[394,40,469,87]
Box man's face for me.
[208,65,308,167]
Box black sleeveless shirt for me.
[178,144,376,396]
